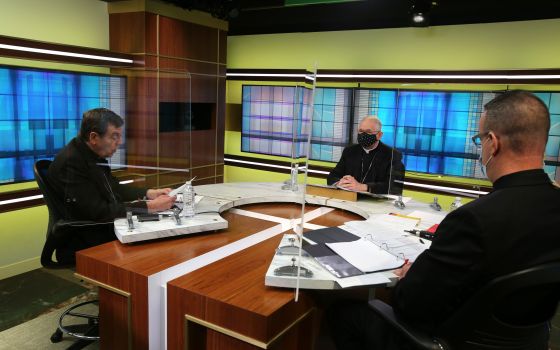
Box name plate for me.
[306,184,358,201]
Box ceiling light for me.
[412,13,426,24]
[410,0,433,27]
[0,43,133,64]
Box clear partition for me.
[118,70,192,190]
[294,69,317,301]
[55,69,192,222]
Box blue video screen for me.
[0,66,126,184]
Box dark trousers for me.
[327,300,413,350]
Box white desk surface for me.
[115,182,446,289]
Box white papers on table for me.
[342,214,418,238]
[335,272,391,288]
[339,214,429,261]
[407,210,446,230]
[326,239,403,273]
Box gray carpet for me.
[0,268,98,350]
[0,269,87,332]
[0,302,98,350]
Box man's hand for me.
[146,194,176,213]
[337,175,368,192]
[146,188,172,200]
[394,261,412,280]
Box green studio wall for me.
[227,19,560,70]
[0,0,110,279]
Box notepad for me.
[326,239,404,273]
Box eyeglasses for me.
[471,131,490,147]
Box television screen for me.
[0,65,127,184]
[241,85,311,158]
[159,102,213,132]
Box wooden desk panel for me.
[167,204,362,349]
[76,210,280,349]
[77,202,363,349]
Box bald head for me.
[483,91,550,156]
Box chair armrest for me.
[368,299,443,350]
[52,220,113,238]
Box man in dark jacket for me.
[48,108,176,262]
[327,116,405,195]
[328,91,560,349]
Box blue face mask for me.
[478,137,493,178]
[479,153,493,178]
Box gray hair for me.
[360,116,382,130]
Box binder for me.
[302,227,408,278]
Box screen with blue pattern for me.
[0,66,126,184]
[242,86,560,181]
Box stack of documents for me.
[302,214,431,278]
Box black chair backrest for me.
[436,262,560,350]
[34,159,68,267]
[34,159,66,220]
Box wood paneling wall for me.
[110,11,226,187]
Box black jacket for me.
[48,137,147,221]
[393,169,560,334]
[327,142,405,195]
[47,138,148,260]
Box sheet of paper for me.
[366,213,420,229]
[336,272,391,288]
[343,213,418,239]
[326,239,403,273]
[169,183,187,197]
[407,210,447,230]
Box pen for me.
[419,238,425,244]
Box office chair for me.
[369,262,560,350]
[34,159,110,349]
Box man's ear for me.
[88,132,99,145]
[489,132,500,156]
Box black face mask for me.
[357,132,377,148]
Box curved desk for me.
[75,182,442,350]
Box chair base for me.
[51,300,100,349]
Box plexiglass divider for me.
[154,70,192,190]
[294,67,317,301]
[97,69,192,214]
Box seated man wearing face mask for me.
[327,116,405,195]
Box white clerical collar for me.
[362,142,379,154]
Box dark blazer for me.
[393,169,560,334]
[327,142,405,194]
[48,137,148,222]
[47,138,148,259]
